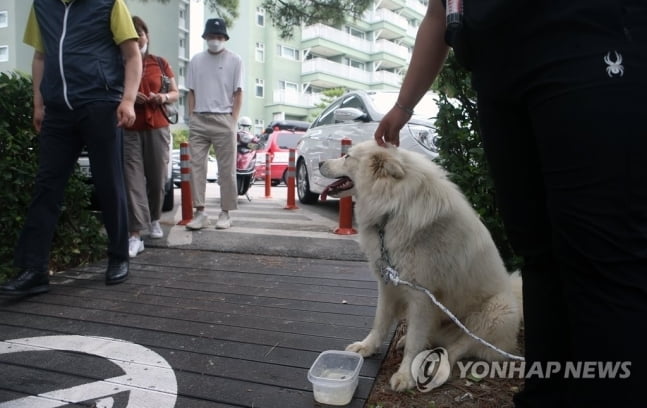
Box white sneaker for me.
[215,212,231,229]
[128,236,144,258]
[149,220,163,239]
[186,211,209,230]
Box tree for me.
[307,87,346,121]
[261,0,373,39]
[203,0,239,27]
[149,0,369,38]
[143,0,240,28]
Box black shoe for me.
[105,258,129,285]
[0,268,49,296]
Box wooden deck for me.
[0,247,388,408]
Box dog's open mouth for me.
[321,176,354,200]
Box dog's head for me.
[319,141,406,199]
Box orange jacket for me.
[128,54,174,130]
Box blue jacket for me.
[33,0,125,110]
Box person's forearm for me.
[188,90,195,114]
[398,0,449,110]
[32,51,45,109]
[232,90,242,120]
[120,40,142,104]
[165,78,179,103]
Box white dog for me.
[319,141,523,391]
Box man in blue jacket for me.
[0,0,141,295]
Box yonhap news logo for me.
[457,361,632,380]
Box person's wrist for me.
[164,94,169,103]
[395,101,414,116]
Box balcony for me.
[373,39,410,66]
[403,0,427,18]
[302,58,402,88]
[301,24,371,57]
[301,24,410,65]
[363,8,408,40]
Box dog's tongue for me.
[320,185,330,201]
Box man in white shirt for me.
[186,18,243,230]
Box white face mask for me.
[207,39,225,53]
[139,43,148,56]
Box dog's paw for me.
[390,371,416,392]
[345,341,376,357]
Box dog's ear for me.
[370,151,406,179]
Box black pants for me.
[14,102,129,270]
[477,43,647,407]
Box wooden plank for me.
[47,286,374,328]
[19,294,373,340]
[0,249,392,407]
[0,323,384,376]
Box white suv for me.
[295,90,439,204]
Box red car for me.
[255,120,309,186]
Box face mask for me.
[140,43,148,56]
[207,39,224,53]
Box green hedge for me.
[0,71,106,282]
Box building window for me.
[0,11,7,28]
[255,42,264,63]
[254,118,265,136]
[278,80,298,92]
[255,78,264,98]
[343,57,365,71]
[0,46,8,62]
[277,45,299,61]
[344,26,365,40]
[256,7,265,26]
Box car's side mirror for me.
[334,107,369,123]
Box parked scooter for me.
[236,117,265,201]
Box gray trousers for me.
[188,113,238,211]
[123,127,170,232]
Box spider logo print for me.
[604,51,624,77]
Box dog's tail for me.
[509,271,523,322]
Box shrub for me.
[434,54,522,271]
[0,71,106,282]
[171,127,188,149]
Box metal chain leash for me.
[378,228,525,361]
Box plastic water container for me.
[307,350,364,406]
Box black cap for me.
[202,18,229,40]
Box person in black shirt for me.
[375,1,647,406]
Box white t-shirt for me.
[187,49,244,113]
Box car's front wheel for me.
[296,159,319,204]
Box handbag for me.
[155,56,179,124]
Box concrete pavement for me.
[154,182,365,261]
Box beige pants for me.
[123,127,170,232]
[189,113,238,211]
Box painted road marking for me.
[0,335,177,408]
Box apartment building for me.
[0,0,32,74]
[0,0,193,125]
[216,0,424,132]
